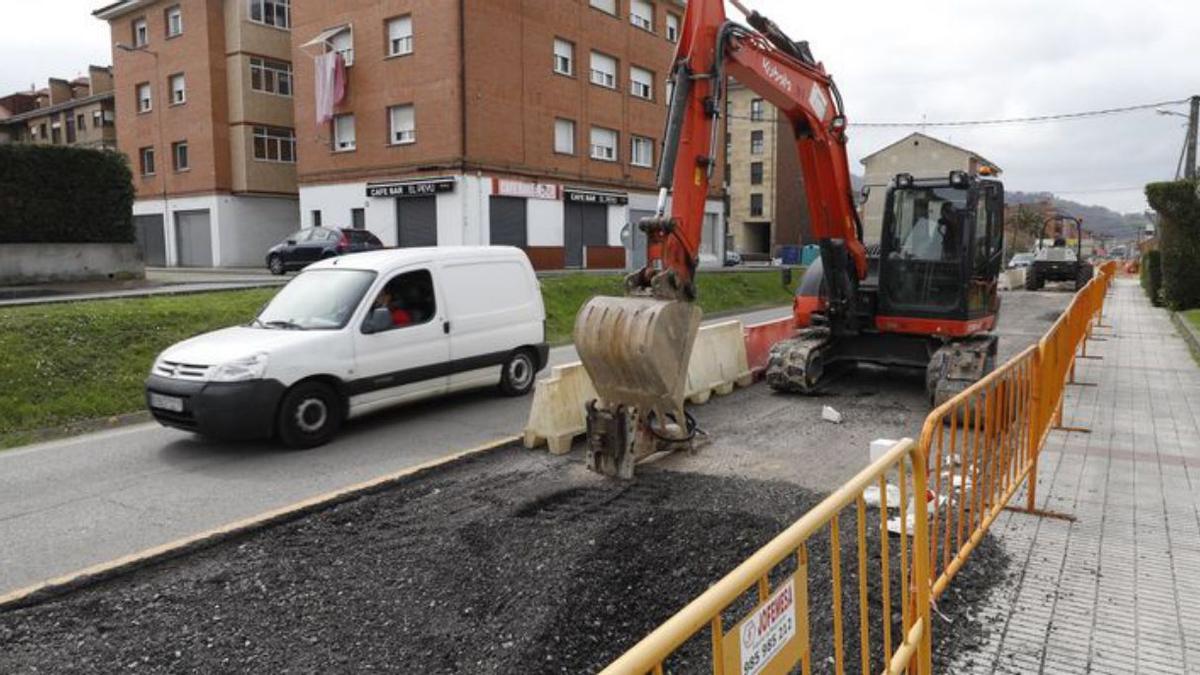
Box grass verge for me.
[0,270,795,448]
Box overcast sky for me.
[2,0,1195,214]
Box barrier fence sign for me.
[722,575,805,675]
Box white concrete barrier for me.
[523,362,598,455]
[524,319,755,453]
[999,268,1026,291]
[686,320,753,404]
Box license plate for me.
[149,392,184,413]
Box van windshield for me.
[254,269,376,330]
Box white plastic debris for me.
[887,492,948,536]
[870,438,898,462]
[862,483,902,509]
[821,405,843,423]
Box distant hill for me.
[1006,191,1147,240]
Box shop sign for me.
[494,178,559,200]
[366,177,456,198]
[564,187,628,205]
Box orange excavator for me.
[574,0,1004,478]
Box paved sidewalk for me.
[952,278,1200,674]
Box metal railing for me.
[604,261,1118,674]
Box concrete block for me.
[0,243,144,285]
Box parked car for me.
[1007,252,1034,269]
[266,227,384,275]
[147,247,548,448]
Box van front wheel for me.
[277,381,343,449]
[499,350,537,396]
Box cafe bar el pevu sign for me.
[366,177,456,198]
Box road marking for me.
[0,434,520,610]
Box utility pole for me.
[1187,95,1199,180]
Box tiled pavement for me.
[951,279,1200,674]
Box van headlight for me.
[209,353,269,382]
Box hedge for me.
[1146,180,1200,309]
[0,145,134,244]
[1141,250,1163,306]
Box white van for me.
[145,247,548,447]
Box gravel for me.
[0,445,1009,673]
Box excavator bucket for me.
[573,296,702,415]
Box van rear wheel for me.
[499,350,537,396]
[277,381,343,449]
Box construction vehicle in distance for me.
[1025,212,1093,291]
[573,0,1005,478]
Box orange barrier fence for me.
[607,261,1119,674]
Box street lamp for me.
[116,42,170,266]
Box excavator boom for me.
[574,0,866,477]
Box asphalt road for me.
[0,305,791,595]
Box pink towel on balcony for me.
[314,52,347,125]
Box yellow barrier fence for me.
[605,261,1119,674]
[600,438,933,675]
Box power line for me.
[723,98,1192,128]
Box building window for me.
[630,0,654,31]
[172,141,189,171]
[132,18,148,46]
[386,15,413,56]
[553,38,574,76]
[169,73,186,105]
[328,27,354,66]
[750,161,763,185]
[351,208,365,229]
[51,122,61,144]
[750,193,764,217]
[750,98,764,121]
[590,51,617,89]
[590,126,617,162]
[136,83,152,113]
[554,118,575,155]
[93,110,102,126]
[333,114,356,151]
[750,130,764,155]
[250,58,292,96]
[589,0,616,15]
[66,118,77,144]
[249,0,290,29]
[666,13,680,42]
[139,146,155,175]
[253,126,296,162]
[389,104,415,145]
[630,66,654,100]
[76,113,86,130]
[631,135,654,168]
[311,210,322,227]
[166,6,183,37]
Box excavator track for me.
[765,327,833,394]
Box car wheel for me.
[276,381,343,449]
[268,255,285,275]
[499,349,537,396]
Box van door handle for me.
[443,320,450,334]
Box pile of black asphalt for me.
[0,445,1009,673]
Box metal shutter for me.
[396,196,438,247]
[174,210,212,267]
[489,196,527,247]
[134,214,166,266]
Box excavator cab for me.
[877,172,1004,326]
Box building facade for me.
[94,0,300,267]
[724,78,808,259]
[291,0,725,270]
[0,67,117,150]
[859,132,1001,243]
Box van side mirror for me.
[362,307,392,334]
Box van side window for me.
[366,269,436,331]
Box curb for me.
[0,282,284,309]
[0,435,520,612]
[1171,311,1200,357]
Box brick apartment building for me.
[291,0,725,270]
[0,67,117,150]
[93,0,300,267]
[724,78,808,258]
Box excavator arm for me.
[574,0,864,477]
